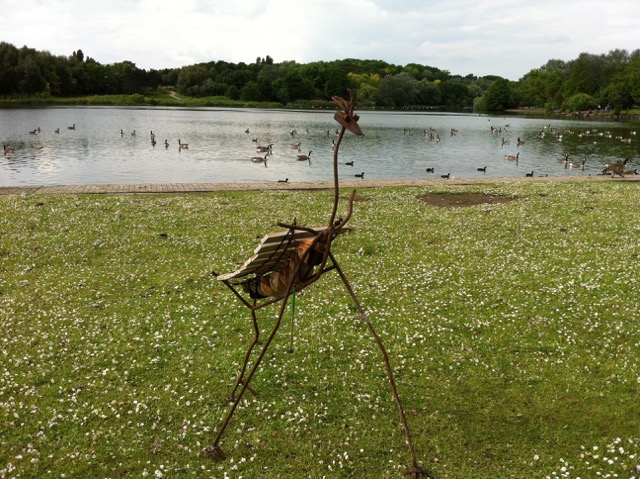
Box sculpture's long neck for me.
[329,126,346,227]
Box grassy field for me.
[1,181,639,479]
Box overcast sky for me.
[2,0,638,81]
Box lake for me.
[1,106,638,186]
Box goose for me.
[426,167,435,173]
[345,161,354,166]
[556,153,569,164]
[501,138,510,146]
[477,166,487,173]
[291,142,301,150]
[603,158,629,177]
[131,130,136,138]
[355,172,365,178]
[568,159,586,170]
[164,139,169,149]
[297,150,312,161]
[623,168,638,175]
[278,178,289,183]
[525,171,534,177]
[251,154,269,163]
[3,144,15,155]
[505,152,520,161]
[517,137,525,146]
[54,128,60,134]
[178,139,189,149]
[256,144,273,153]
[441,173,451,179]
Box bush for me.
[562,93,595,112]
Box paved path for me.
[0,175,637,195]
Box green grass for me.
[1,181,639,478]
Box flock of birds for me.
[417,123,638,179]
[241,127,367,183]
[4,119,638,183]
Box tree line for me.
[1,41,639,113]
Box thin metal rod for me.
[329,252,423,476]
[227,303,261,401]
[208,248,308,450]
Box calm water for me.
[1,106,638,186]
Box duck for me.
[67,124,76,130]
[477,166,487,173]
[297,150,312,161]
[505,152,520,161]
[54,128,60,134]
[3,144,15,155]
[355,172,365,178]
[525,171,534,177]
[344,161,354,166]
[440,173,451,179]
[426,167,435,173]
[278,178,289,183]
[164,139,169,149]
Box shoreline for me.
[1,174,638,195]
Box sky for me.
[1,0,638,81]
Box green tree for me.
[476,78,512,111]
[376,72,419,107]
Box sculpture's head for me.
[332,89,363,136]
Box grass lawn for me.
[1,180,639,478]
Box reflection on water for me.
[0,106,638,186]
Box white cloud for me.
[1,0,638,80]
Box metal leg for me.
[205,288,293,462]
[226,305,261,402]
[330,253,428,479]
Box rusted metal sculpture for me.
[206,90,427,479]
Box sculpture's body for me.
[207,91,427,478]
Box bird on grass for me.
[603,158,629,177]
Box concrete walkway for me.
[0,175,636,195]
